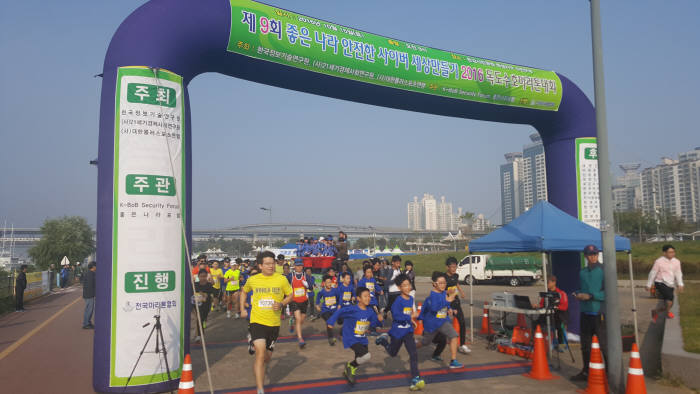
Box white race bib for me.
[354,320,369,336]
[258,298,275,309]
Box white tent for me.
[60,256,70,266]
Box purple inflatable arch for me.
[95,0,594,391]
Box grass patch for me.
[0,296,15,315]
[679,283,700,354]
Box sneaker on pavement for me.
[375,333,390,351]
[328,337,336,346]
[299,340,306,349]
[459,344,471,354]
[234,313,240,319]
[343,362,357,385]
[430,355,443,362]
[409,376,425,391]
[668,311,675,319]
[449,359,463,369]
[226,311,231,318]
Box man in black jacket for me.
[15,265,27,312]
[82,262,96,329]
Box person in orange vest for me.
[286,260,313,348]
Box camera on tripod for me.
[539,291,560,309]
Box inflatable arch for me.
[95,0,597,391]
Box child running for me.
[338,272,356,309]
[223,260,241,318]
[327,286,384,385]
[416,271,463,369]
[286,260,312,348]
[376,274,425,390]
[316,274,340,345]
[357,266,382,336]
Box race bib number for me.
[343,292,352,301]
[258,298,275,309]
[354,320,370,336]
[232,280,239,287]
[448,286,457,294]
[324,297,336,306]
[436,307,447,319]
[403,307,413,316]
[366,282,374,292]
[294,288,306,297]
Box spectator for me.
[570,245,607,382]
[82,262,97,329]
[275,254,286,275]
[385,256,403,318]
[646,244,684,322]
[60,265,70,288]
[404,261,416,296]
[15,265,27,312]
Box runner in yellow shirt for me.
[224,260,241,318]
[241,251,293,394]
[209,261,224,312]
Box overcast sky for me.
[1,0,698,229]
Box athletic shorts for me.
[321,311,334,322]
[654,282,674,302]
[351,343,369,359]
[249,323,280,352]
[420,321,458,346]
[290,300,308,314]
[225,289,239,296]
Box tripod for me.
[123,310,173,392]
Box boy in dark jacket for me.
[15,265,27,312]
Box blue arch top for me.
[95,0,595,392]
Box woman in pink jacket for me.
[646,244,684,322]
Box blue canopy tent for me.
[468,201,637,342]
[469,201,631,253]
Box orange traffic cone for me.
[178,353,194,394]
[480,302,494,335]
[524,325,557,380]
[578,335,608,394]
[414,303,424,336]
[625,343,646,394]
[452,316,462,345]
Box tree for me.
[29,216,95,270]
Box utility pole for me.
[260,206,272,248]
[590,0,623,391]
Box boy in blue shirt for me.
[338,272,356,308]
[316,275,340,345]
[376,274,425,391]
[357,266,382,336]
[327,286,383,385]
[416,271,463,369]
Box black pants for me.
[452,301,466,345]
[15,287,24,310]
[432,332,447,358]
[580,313,607,373]
[349,343,369,367]
[388,332,419,377]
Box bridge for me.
[1,224,489,245]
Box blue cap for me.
[294,259,304,266]
[583,244,600,255]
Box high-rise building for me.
[437,196,454,231]
[407,196,423,231]
[500,152,523,225]
[422,193,438,231]
[407,194,459,231]
[612,163,641,212]
[522,133,548,211]
[472,214,491,232]
[641,148,700,225]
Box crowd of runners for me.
[190,248,472,394]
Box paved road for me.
[0,286,93,394]
[0,280,693,393]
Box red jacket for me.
[539,287,568,311]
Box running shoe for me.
[234,313,240,319]
[226,311,231,319]
[449,359,463,369]
[409,376,425,391]
[202,321,206,329]
[299,340,306,349]
[375,333,390,351]
[459,344,471,354]
[328,337,336,346]
[430,355,443,362]
[247,333,255,355]
[343,362,357,385]
[668,312,675,319]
